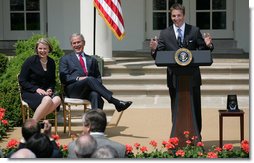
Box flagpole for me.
[93,7,96,56]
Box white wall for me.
[47,0,80,50]
[235,0,249,52]
[112,0,145,51]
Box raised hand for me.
[150,36,158,51]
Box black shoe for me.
[115,101,132,112]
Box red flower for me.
[196,141,204,147]
[169,137,179,146]
[214,147,222,152]
[140,146,148,153]
[183,131,190,135]
[62,144,68,151]
[51,134,60,140]
[6,139,19,149]
[162,140,167,147]
[165,142,175,150]
[186,140,191,145]
[223,144,234,151]
[134,142,140,149]
[149,140,157,148]
[126,144,133,154]
[176,149,185,157]
[0,108,5,113]
[241,140,249,154]
[191,136,198,140]
[1,119,8,125]
[0,112,4,120]
[207,152,218,158]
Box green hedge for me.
[0,53,8,76]
[0,34,64,126]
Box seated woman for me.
[18,38,61,121]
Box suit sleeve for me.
[90,57,102,83]
[59,56,77,85]
[47,59,56,91]
[196,27,214,51]
[19,57,39,92]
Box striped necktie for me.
[177,28,183,48]
[79,53,88,76]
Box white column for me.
[80,0,94,55]
[80,0,112,59]
[94,10,113,59]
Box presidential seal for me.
[174,48,192,66]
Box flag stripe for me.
[104,0,124,27]
[95,0,124,33]
[94,0,125,40]
[94,1,123,36]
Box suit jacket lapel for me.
[168,26,179,48]
[84,53,91,74]
[184,24,191,44]
[70,52,84,74]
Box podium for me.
[155,49,213,146]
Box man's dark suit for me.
[59,52,113,109]
[152,23,213,133]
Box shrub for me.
[0,53,8,76]
[0,34,64,126]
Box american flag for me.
[94,0,125,40]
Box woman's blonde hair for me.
[35,38,53,54]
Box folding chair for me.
[61,84,91,136]
[17,74,58,134]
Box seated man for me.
[68,109,126,158]
[59,33,132,111]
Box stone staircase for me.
[101,51,249,111]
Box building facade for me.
[0,0,250,59]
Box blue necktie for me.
[177,28,183,47]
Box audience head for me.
[25,133,53,158]
[91,145,119,158]
[82,109,107,134]
[22,119,41,142]
[75,134,97,158]
[10,148,36,158]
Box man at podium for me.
[150,3,214,136]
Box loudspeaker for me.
[227,95,239,112]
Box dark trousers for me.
[65,77,112,109]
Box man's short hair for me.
[82,109,107,132]
[10,148,36,158]
[170,3,185,15]
[75,134,97,158]
[22,119,41,141]
[69,33,85,44]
